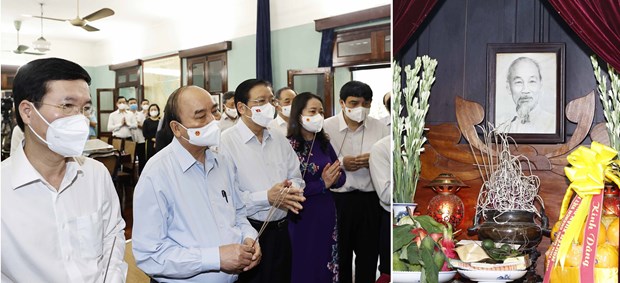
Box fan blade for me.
[83,8,114,22]
[24,51,45,55]
[32,15,67,22]
[82,25,99,32]
[17,45,29,52]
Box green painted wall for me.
[228,23,329,90]
[84,66,115,111]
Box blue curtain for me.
[318,28,335,67]
[256,0,272,83]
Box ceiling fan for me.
[10,20,45,55]
[33,0,114,32]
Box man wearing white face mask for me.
[1,58,127,282]
[219,91,238,131]
[323,80,390,283]
[267,87,296,136]
[220,79,306,283]
[108,96,137,140]
[133,86,261,282]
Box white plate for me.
[457,269,527,283]
[392,270,456,283]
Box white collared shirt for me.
[130,111,146,143]
[1,146,127,283]
[220,120,305,222]
[132,138,257,283]
[107,110,137,138]
[323,112,390,193]
[218,115,237,132]
[497,104,556,134]
[369,136,391,212]
[267,115,288,137]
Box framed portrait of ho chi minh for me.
[486,43,565,143]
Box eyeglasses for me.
[248,97,277,106]
[33,101,91,115]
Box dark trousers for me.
[145,139,156,162]
[378,209,391,274]
[333,191,381,283]
[136,142,145,175]
[237,218,291,283]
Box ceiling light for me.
[33,3,51,52]
[33,37,50,52]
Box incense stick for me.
[102,236,117,283]
[252,187,290,247]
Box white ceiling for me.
[1,0,390,66]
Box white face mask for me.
[142,105,149,111]
[28,104,90,157]
[246,103,275,128]
[149,110,159,117]
[225,107,238,118]
[281,105,291,117]
[344,106,369,123]
[301,114,324,133]
[177,120,220,147]
[117,103,127,110]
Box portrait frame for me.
[486,43,565,143]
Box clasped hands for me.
[220,238,261,274]
[267,180,305,214]
[342,153,370,172]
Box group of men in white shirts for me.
[1,57,393,283]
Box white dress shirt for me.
[369,136,391,212]
[107,110,137,138]
[218,115,237,132]
[220,120,305,222]
[323,112,390,193]
[267,115,288,137]
[132,138,257,283]
[9,125,23,156]
[496,104,555,134]
[1,145,127,283]
[130,111,146,143]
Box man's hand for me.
[121,117,126,125]
[356,153,370,168]
[267,180,306,214]
[219,243,254,274]
[342,155,360,171]
[321,160,341,188]
[242,238,262,271]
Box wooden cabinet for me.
[332,24,390,67]
[187,52,228,95]
[1,65,19,90]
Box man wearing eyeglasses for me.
[220,79,306,283]
[1,58,127,282]
[323,80,390,283]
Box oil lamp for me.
[425,173,468,229]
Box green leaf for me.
[413,215,444,234]
[420,244,439,283]
[393,254,408,271]
[393,224,415,252]
[406,242,421,263]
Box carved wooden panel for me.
[415,90,611,277]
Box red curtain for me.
[393,0,438,55]
[548,0,620,70]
